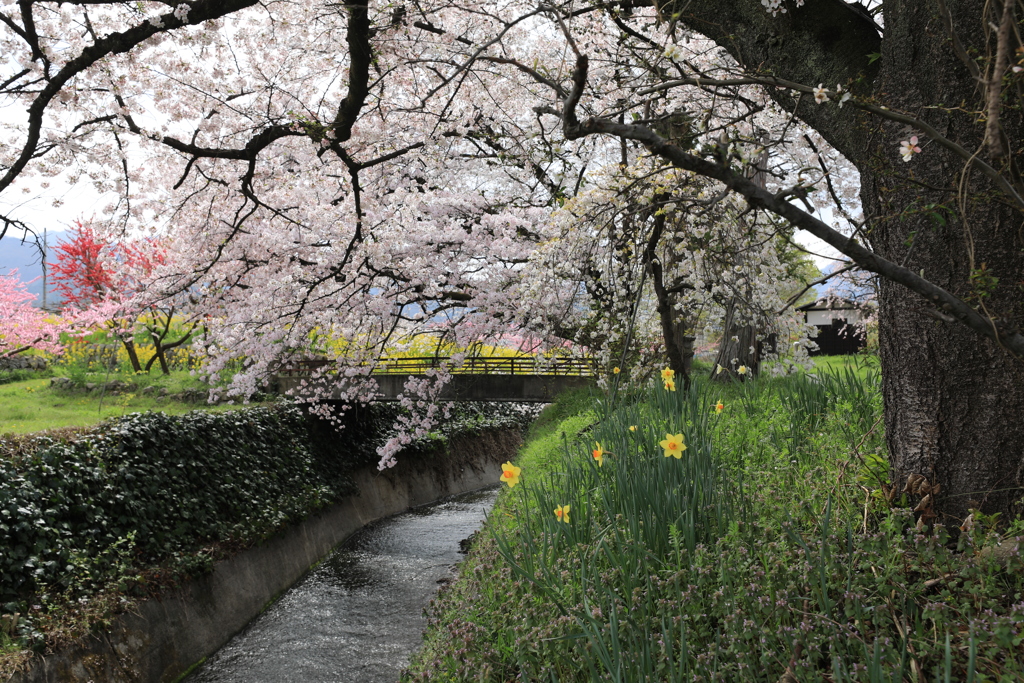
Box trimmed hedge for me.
[0,406,369,610]
[0,401,540,622]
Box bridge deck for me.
[274,356,598,402]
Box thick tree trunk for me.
[653,288,695,387]
[861,0,1024,527]
[659,0,1024,524]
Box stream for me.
[185,486,498,682]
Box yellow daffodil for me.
[715,364,725,375]
[500,461,521,488]
[554,504,570,523]
[612,366,621,374]
[737,365,748,375]
[664,378,676,392]
[714,401,725,414]
[660,433,687,459]
[592,442,605,467]
[661,367,675,381]
[628,425,637,432]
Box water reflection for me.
[187,488,498,683]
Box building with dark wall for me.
[797,298,867,356]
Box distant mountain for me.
[821,260,875,302]
[0,234,58,308]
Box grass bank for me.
[405,366,1024,682]
[0,371,265,435]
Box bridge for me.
[274,356,598,403]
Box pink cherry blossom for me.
[900,136,923,162]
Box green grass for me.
[407,390,601,680]
[0,373,271,435]
[811,352,879,378]
[405,366,1024,682]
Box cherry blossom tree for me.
[0,269,112,357]
[522,0,1024,526]
[0,270,64,357]
[1,0,1022,523]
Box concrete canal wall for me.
[6,429,521,683]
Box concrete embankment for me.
[7,429,520,683]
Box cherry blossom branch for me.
[16,0,46,65]
[0,67,30,92]
[333,0,371,142]
[639,74,1024,211]
[0,10,31,48]
[0,0,261,195]
[413,20,472,45]
[478,56,569,99]
[546,54,1024,359]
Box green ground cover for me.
[405,365,1024,682]
[0,373,267,434]
[810,353,879,379]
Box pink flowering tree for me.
[0,269,113,358]
[0,270,65,357]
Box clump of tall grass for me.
[406,365,1024,682]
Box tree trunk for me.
[646,197,696,389]
[711,301,760,381]
[651,280,695,388]
[861,0,1024,527]
[144,344,170,375]
[712,150,768,383]
[121,338,143,373]
[648,257,694,389]
[656,0,1024,524]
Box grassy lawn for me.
[0,372,272,435]
[811,352,879,377]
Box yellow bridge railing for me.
[279,356,598,377]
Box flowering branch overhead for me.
[542,53,1024,360]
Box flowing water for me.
[186,486,498,683]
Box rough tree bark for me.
[659,0,1024,525]
[862,0,1024,525]
[711,300,761,380]
[711,149,770,382]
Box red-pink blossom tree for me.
[50,222,194,374]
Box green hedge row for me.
[0,401,539,621]
[0,406,367,610]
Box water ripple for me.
[187,488,498,683]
